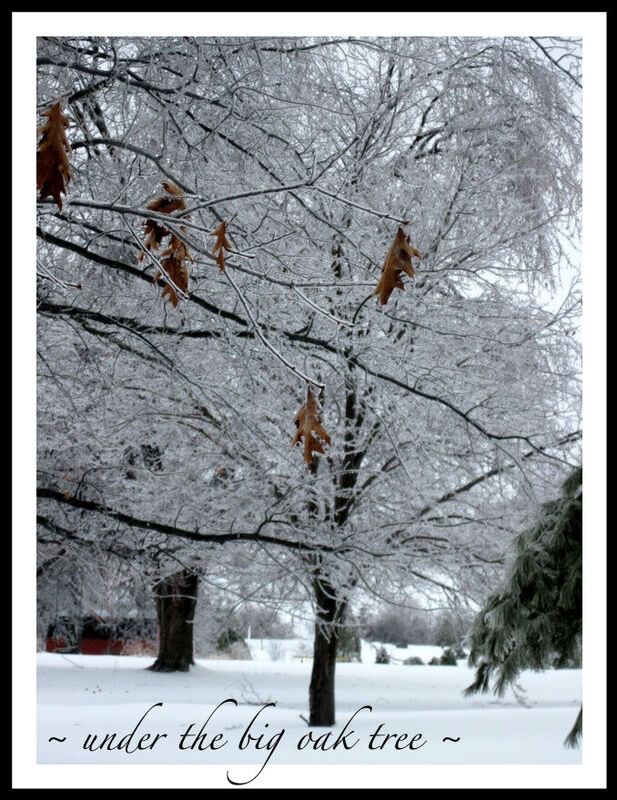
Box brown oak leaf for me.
[139,181,187,261]
[210,221,231,272]
[291,388,331,469]
[37,100,72,211]
[154,234,193,307]
[373,227,421,305]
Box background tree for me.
[148,569,199,672]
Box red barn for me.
[46,616,157,655]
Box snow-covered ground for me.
[37,639,582,781]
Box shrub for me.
[266,640,285,661]
[375,645,390,664]
[216,625,244,652]
[403,656,424,665]
[227,640,251,660]
[440,647,458,666]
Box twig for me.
[292,287,354,328]
[223,269,325,389]
[60,653,85,669]
[309,186,410,225]
[37,260,82,291]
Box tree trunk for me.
[148,570,198,672]
[309,576,345,726]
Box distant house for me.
[46,616,157,655]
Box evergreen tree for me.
[337,618,362,662]
[465,468,582,747]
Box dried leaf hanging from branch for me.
[373,227,421,305]
[37,99,72,211]
[154,234,193,308]
[138,181,187,261]
[291,387,331,469]
[138,182,192,306]
[210,221,231,272]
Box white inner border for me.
[14,11,606,790]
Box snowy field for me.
[37,639,582,781]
